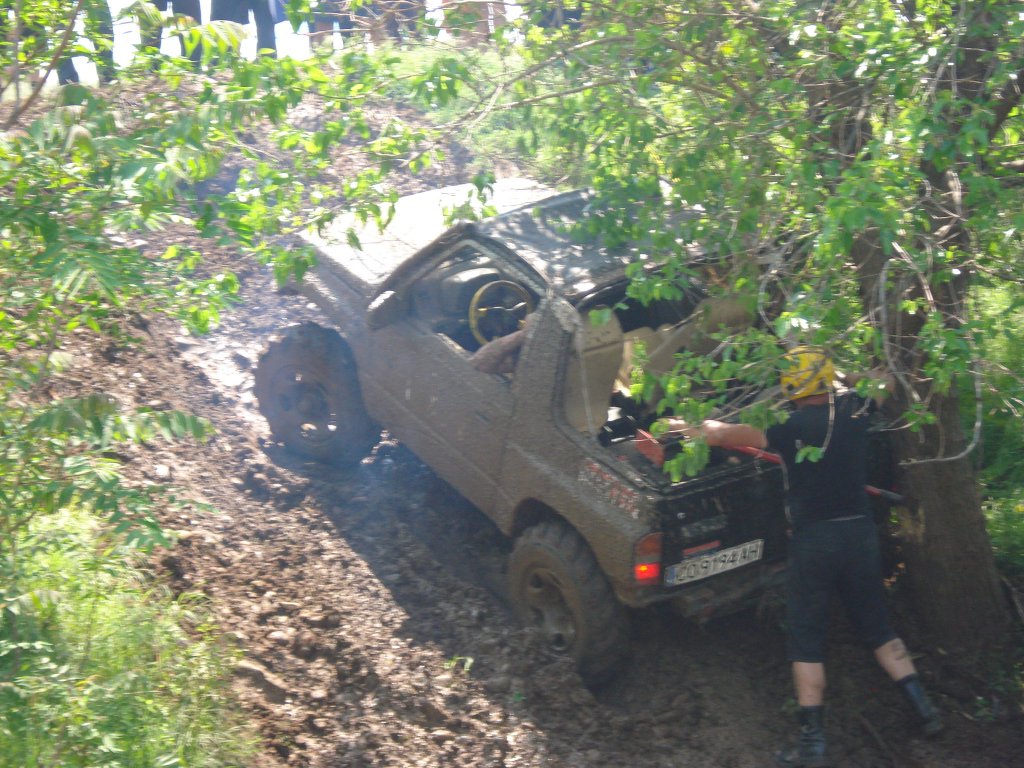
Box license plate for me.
[664,540,764,586]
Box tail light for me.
[633,532,663,585]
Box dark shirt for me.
[765,392,875,528]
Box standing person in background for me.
[666,346,943,767]
[211,0,279,57]
[57,0,115,84]
[141,0,203,66]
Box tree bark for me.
[887,391,1008,650]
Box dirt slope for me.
[46,104,1021,765]
[50,241,1020,768]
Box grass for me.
[0,510,256,768]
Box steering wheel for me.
[468,280,535,345]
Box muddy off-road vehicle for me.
[255,180,796,684]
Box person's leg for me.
[778,524,836,767]
[841,518,943,736]
[173,0,200,15]
[792,661,826,706]
[250,0,278,56]
[785,524,835,693]
[172,0,203,65]
[489,1,506,34]
[338,7,359,44]
[310,1,342,49]
[57,56,80,85]
[310,19,332,49]
[33,0,82,85]
[360,2,387,44]
[87,0,115,81]
[874,637,915,681]
[56,1,114,85]
[142,0,170,53]
[780,658,829,766]
[386,0,423,41]
[874,639,944,735]
[211,0,240,23]
[776,703,827,768]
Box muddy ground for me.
[48,105,1024,767]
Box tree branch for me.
[988,68,1024,141]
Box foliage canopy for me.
[490,2,1024,455]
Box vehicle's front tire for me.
[254,323,376,464]
[508,520,630,686]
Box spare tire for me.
[254,323,376,464]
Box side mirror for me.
[366,290,407,331]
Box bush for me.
[0,510,256,768]
[984,496,1024,580]
[968,285,1024,579]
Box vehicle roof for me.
[471,189,659,303]
[302,179,555,296]
[304,179,702,303]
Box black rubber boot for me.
[775,705,829,767]
[897,674,944,736]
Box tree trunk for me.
[887,390,1009,650]
[831,4,1015,654]
[806,0,1015,655]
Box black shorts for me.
[786,516,897,663]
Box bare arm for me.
[700,420,768,450]
[660,418,768,450]
[469,327,526,374]
[469,314,535,375]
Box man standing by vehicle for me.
[670,347,943,767]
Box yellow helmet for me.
[780,346,835,400]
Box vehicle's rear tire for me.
[508,520,630,686]
[254,322,376,464]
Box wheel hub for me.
[293,383,328,421]
[271,369,338,446]
[524,569,576,652]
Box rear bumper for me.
[620,559,787,615]
[667,560,787,620]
